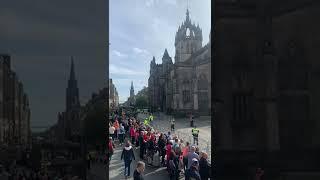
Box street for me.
[108,140,169,180]
[108,112,212,180]
[142,113,212,163]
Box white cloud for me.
[112,50,128,58]
[133,47,151,57]
[109,64,146,76]
[145,0,176,7]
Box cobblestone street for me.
[139,113,212,162]
[108,139,169,180]
[109,113,212,179]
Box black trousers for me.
[140,145,144,159]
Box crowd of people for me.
[0,165,82,180]
[108,111,211,180]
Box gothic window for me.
[186,28,191,37]
[183,90,191,103]
[198,74,208,90]
[232,92,253,125]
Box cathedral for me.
[214,0,320,178]
[148,9,211,116]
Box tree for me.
[135,86,149,109]
[135,95,148,109]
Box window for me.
[183,90,191,103]
[186,28,191,37]
[198,74,208,90]
[232,92,253,125]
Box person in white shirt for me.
[109,125,115,140]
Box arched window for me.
[198,74,208,90]
[186,28,191,37]
[182,79,191,103]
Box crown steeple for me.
[186,9,190,22]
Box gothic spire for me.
[186,8,190,22]
[69,56,76,81]
[163,49,170,59]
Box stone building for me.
[109,79,119,110]
[56,57,81,141]
[214,0,320,177]
[0,54,31,148]
[148,9,211,116]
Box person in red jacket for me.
[135,130,140,147]
[143,131,148,156]
[130,125,136,145]
[166,141,173,167]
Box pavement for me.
[140,113,212,163]
[109,112,212,180]
[108,138,169,180]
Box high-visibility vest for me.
[192,128,199,135]
[149,115,153,121]
[144,119,149,125]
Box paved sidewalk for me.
[139,113,212,162]
[109,138,169,180]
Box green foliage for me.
[135,95,148,109]
[135,86,149,109]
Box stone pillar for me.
[264,53,280,151]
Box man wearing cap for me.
[185,158,201,180]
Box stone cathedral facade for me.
[214,0,320,176]
[148,9,211,116]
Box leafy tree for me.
[135,86,149,109]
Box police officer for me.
[149,114,154,126]
[144,118,149,126]
[192,126,199,145]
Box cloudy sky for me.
[110,0,211,103]
[0,0,107,131]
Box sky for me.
[110,0,211,103]
[0,0,107,132]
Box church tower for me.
[129,81,135,106]
[162,49,173,75]
[150,56,156,75]
[130,81,134,98]
[66,56,80,110]
[65,56,80,139]
[174,8,203,63]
